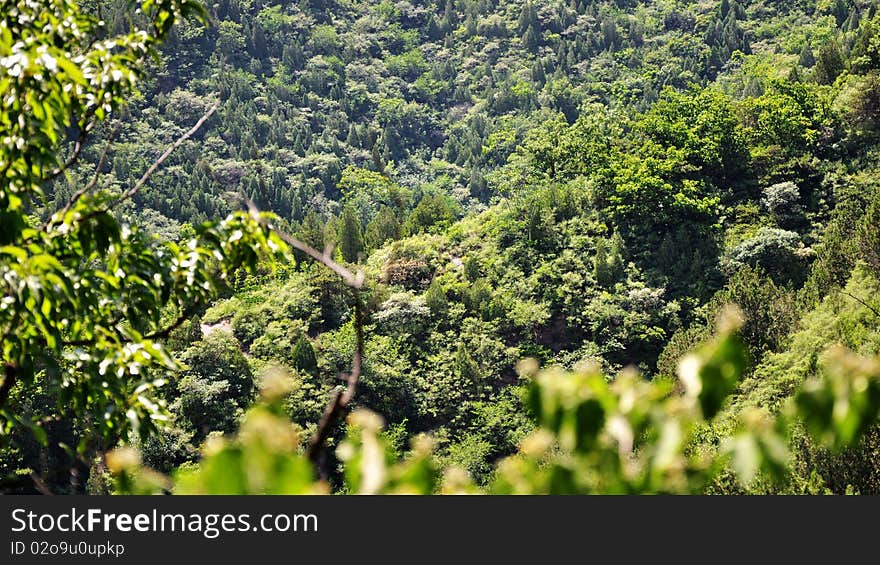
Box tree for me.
[111,314,880,494]
[708,266,798,359]
[798,43,816,68]
[454,343,482,396]
[636,87,750,190]
[14,0,880,499]
[338,205,365,263]
[815,41,846,84]
[365,206,403,250]
[406,194,458,234]
[727,228,806,284]
[425,14,441,41]
[594,237,612,287]
[761,182,803,228]
[522,24,541,51]
[859,190,880,277]
[372,292,431,337]
[216,21,247,65]
[531,61,546,86]
[425,278,449,318]
[298,211,327,252]
[593,236,624,287]
[180,329,253,406]
[0,0,285,489]
[282,44,304,71]
[742,80,828,153]
[517,2,538,34]
[250,21,268,59]
[291,335,319,376]
[596,148,719,230]
[338,166,411,227]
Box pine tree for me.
[425,14,441,40]
[365,206,401,249]
[815,40,846,84]
[455,342,482,395]
[798,43,815,68]
[282,44,304,70]
[601,17,619,50]
[338,205,365,263]
[846,7,861,33]
[425,277,449,318]
[346,123,361,147]
[742,75,764,97]
[468,168,488,200]
[593,237,612,287]
[833,0,848,27]
[291,335,319,376]
[298,211,326,251]
[608,232,625,280]
[518,2,537,34]
[531,60,547,85]
[465,14,477,36]
[250,22,268,59]
[595,234,625,287]
[522,24,540,51]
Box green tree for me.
[291,335,319,377]
[250,21,268,59]
[406,194,457,234]
[815,40,846,84]
[338,205,365,263]
[180,333,253,407]
[593,236,624,288]
[110,313,880,494]
[0,0,285,487]
[298,211,326,252]
[424,278,449,318]
[365,206,403,250]
[727,228,805,284]
[454,343,482,395]
[798,43,815,68]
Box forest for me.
[2,0,880,494]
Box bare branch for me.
[243,199,366,468]
[840,290,880,319]
[341,300,365,406]
[273,229,364,289]
[45,120,122,230]
[143,303,202,341]
[30,472,54,496]
[307,297,365,466]
[42,112,98,183]
[109,102,219,210]
[67,102,219,227]
[244,198,364,289]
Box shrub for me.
[726,227,807,284]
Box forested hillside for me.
[4,0,880,494]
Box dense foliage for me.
[4,0,880,494]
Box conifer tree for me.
[425,278,449,318]
[455,342,482,395]
[798,43,815,68]
[292,335,319,376]
[338,205,365,263]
